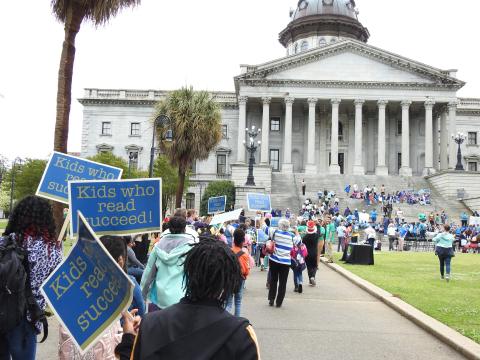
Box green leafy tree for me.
[154,87,222,208]
[153,156,189,215]
[87,152,142,179]
[0,188,10,215]
[200,181,235,216]
[51,0,141,228]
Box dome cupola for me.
[280,0,370,54]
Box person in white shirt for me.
[364,226,376,247]
[387,222,397,251]
[336,223,347,252]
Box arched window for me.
[301,41,309,52]
[338,122,344,141]
[330,37,337,44]
[318,38,327,47]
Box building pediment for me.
[235,39,465,91]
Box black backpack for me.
[0,235,48,342]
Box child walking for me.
[291,237,308,293]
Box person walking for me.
[301,179,306,196]
[291,237,308,293]
[433,224,455,281]
[0,196,62,360]
[262,218,298,307]
[303,221,320,286]
[317,219,326,260]
[324,217,336,263]
[387,222,397,251]
[460,212,469,228]
[226,229,250,317]
[336,222,347,252]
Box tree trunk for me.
[53,3,85,233]
[175,165,186,209]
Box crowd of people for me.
[346,184,431,207]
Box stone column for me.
[440,110,448,170]
[448,102,458,169]
[399,101,413,176]
[432,113,439,170]
[353,99,365,175]
[305,98,318,174]
[423,100,435,175]
[260,97,271,164]
[237,96,248,163]
[283,97,295,173]
[329,99,341,174]
[376,100,389,176]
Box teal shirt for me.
[325,223,336,243]
[433,232,455,248]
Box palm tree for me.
[50,0,140,229]
[154,87,222,208]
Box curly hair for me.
[182,235,241,307]
[4,195,57,243]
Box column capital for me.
[425,99,436,109]
[262,96,272,105]
[307,98,318,105]
[285,96,295,105]
[377,100,389,107]
[354,99,365,106]
[401,100,412,108]
[448,101,459,110]
[331,98,341,105]
[238,96,248,105]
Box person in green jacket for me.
[324,217,336,263]
[317,220,326,262]
[141,216,197,310]
[433,224,455,282]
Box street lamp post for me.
[244,125,261,186]
[452,132,466,171]
[9,157,23,214]
[149,115,173,178]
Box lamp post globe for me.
[452,133,466,171]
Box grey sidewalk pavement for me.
[37,263,467,360]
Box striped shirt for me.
[263,225,298,265]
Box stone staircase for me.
[270,173,469,222]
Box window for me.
[128,151,139,171]
[101,122,111,136]
[186,193,195,209]
[270,117,280,132]
[222,125,228,139]
[301,41,309,52]
[468,132,477,145]
[217,154,227,175]
[468,162,478,172]
[318,38,327,47]
[338,122,344,141]
[270,149,280,171]
[330,37,337,44]
[130,122,140,136]
[190,161,196,174]
[397,119,402,135]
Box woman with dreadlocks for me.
[0,196,62,360]
[115,235,260,360]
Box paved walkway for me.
[242,263,466,360]
[37,263,466,359]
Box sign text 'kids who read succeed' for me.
[247,193,272,212]
[41,212,134,354]
[208,195,227,214]
[36,152,123,204]
[69,178,162,237]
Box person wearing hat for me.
[303,220,320,286]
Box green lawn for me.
[335,251,480,343]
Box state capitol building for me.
[79,0,480,210]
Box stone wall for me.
[231,164,272,192]
[426,170,480,199]
[462,197,480,213]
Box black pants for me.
[389,236,397,250]
[302,186,306,196]
[268,259,290,306]
[462,220,467,227]
[306,259,317,279]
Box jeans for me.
[226,279,245,317]
[325,242,333,261]
[268,259,290,306]
[436,246,453,277]
[293,268,303,287]
[0,319,37,360]
[388,236,397,251]
[337,237,345,252]
[128,266,144,284]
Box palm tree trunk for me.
[53,3,85,233]
[175,165,186,209]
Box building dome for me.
[279,0,370,52]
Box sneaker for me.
[309,277,313,286]
[441,275,444,280]
[269,300,274,306]
[294,286,298,292]
[310,277,316,286]
[298,284,303,293]
[446,274,450,282]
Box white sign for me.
[210,209,243,226]
[359,213,370,224]
[469,216,480,226]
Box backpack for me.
[0,235,48,342]
[290,243,306,271]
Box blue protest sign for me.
[208,196,227,214]
[247,193,272,212]
[69,178,162,237]
[270,217,280,228]
[41,212,134,353]
[36,152,123,204]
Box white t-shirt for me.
[387,226,397,236]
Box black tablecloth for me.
[341,244,374,265]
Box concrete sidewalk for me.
[241,263,467,360]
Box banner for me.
[69,178,162,237]
[41,212,134,353]
[247,193,272,212]
[359,212,370,224]
[469,216,480,226]
[207,196,227,214]
[209,208,243,226]
[36,152,123,204]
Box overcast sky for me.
[1,0,479,161]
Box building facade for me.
[79,0,480,209]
